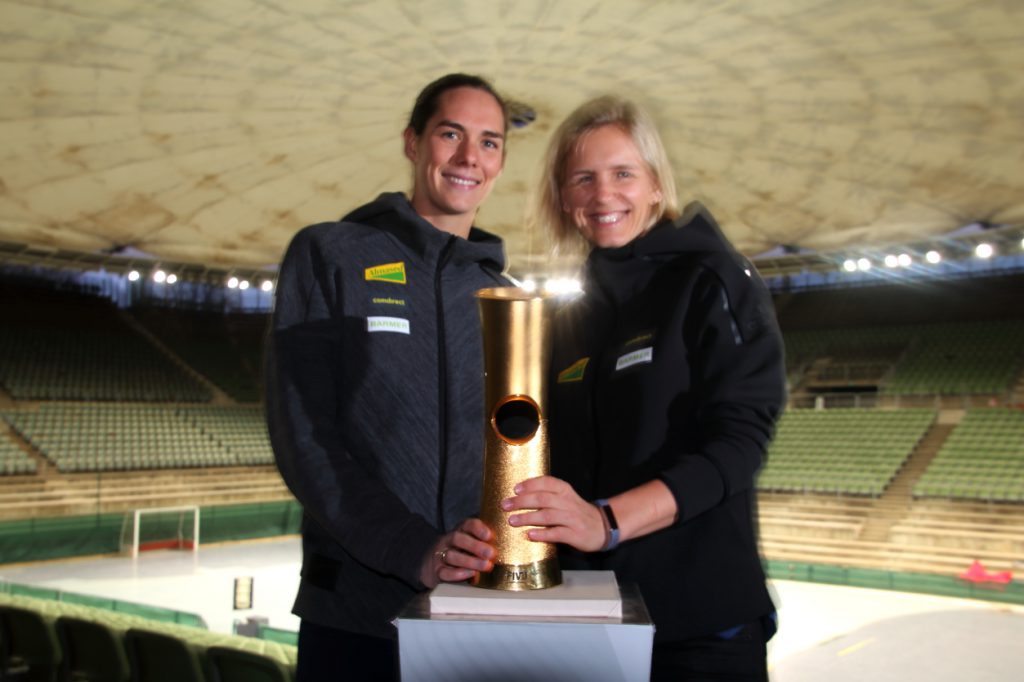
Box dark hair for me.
[406,73,508,135]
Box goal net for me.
[120,505,200,558]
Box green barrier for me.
[766,561,1024,605]
[257,624,299,646]
[0,514,123,563]
[10,583,60,600]
[1,580,207,628]
[0,500,302,565]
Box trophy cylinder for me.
[473,287,562,590]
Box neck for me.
[422,212,473,240]
[408,198,473,239]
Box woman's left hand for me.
[501,476,606,552]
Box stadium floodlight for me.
[128,270,140,281]
[166,273,178,284]
[857,258,872,271]
[925,250,942,264]
[898,253,912,267]
[153,269,167,283]
[884,254,899,268]
[260,280,274,292]
[239,280,250,290]
[975,243,994,259]
[842,259,858,272]
[227,276,239,289]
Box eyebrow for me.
[569,163,639,176]
[437,119,505,141]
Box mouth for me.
[443,173,480,188]
[591,211,627,225]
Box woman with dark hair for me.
[504,95,786,680]
[266,73,509,681]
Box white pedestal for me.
[396,571,653,682]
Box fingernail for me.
[508,515,519,526]
[500,499,512,511]
[514,484,523,494]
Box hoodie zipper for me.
[434,236,456,532]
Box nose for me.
[452,138,478,167]
[593,175,613,201]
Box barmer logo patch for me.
[615,347,653,371]
[557,357,589,383]
[367,316,410,334]
[365,262,407,284]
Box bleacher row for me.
[0,287,263,404]
[1,405,273,472]
[916,409,1024,502]
[784,319,1024,395]
[2,402,1021,503]
[0,590,295,682]
[759,409,936,496]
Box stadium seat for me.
[0,604,61,682]
[125,628,206,682]
[55,615,130,682]
[205,646,293,682]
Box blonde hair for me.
[533,95,680,254]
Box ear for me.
[403,127,418,163]
[651,187,663,205]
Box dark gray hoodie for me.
[266,192,508,637]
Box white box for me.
[397,571,653,682]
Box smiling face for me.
[403,86,506,237]
[560,124,663,249]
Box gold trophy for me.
[473,287,562,590]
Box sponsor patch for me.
[371,297,406,306]
[367,316,410,334]
[624,332,654,348]
[615,347,653,371]
[364,262,407,284]
[557,357,589,383]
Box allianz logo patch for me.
[367,316,410,334]
[615,346,653,371]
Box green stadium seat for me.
[125,628,206,682]
[205,646,293,682]
[0,604,61,682]
[56,615,130,682]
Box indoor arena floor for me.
[2,537,1021,681]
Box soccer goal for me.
[120,505,200,559]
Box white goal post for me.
[121,505,200,559]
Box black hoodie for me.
[549,203,786,642]
[266,192,507,637]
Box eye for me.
[483,138,501,150]
[617,170,635,179]
[440,130,460,141]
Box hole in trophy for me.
[492,396,540,444]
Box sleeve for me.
[658,258,786,523]
[264,228,438,588]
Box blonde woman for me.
[504,96,785,681]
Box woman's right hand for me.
[500,475,608,552]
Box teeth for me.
[595,213,622,224]
[447,176,477,186]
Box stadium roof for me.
[1,0,1022,280]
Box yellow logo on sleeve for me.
[365,262,407,284]
[557,357,589,383]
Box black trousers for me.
[650,619,770,682]
[295,620,399,682]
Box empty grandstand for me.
[0,265,1021,681]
